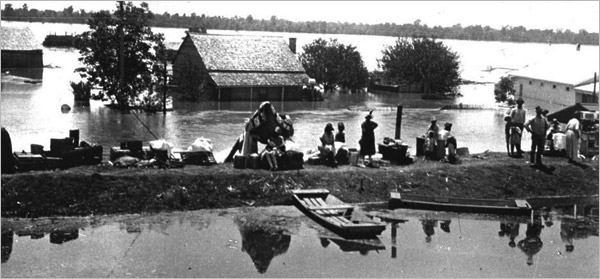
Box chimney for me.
[289,38,297,54]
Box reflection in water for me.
[49,228,79,244]
[319,237,385,256]
[560,217,600,253]
[440,220,451,233]
[0,207,598,277]
[498,222,520,248]
[238,227,291,274]
[1,231,13,263]
[2,68,43,80]
[517,220,544,266]
[421,219,438,243]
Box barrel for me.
[436,140,446,159]
[233,154,247,169]
[416,137,425,156]
[248,153,260,169]
[349,151,359,166]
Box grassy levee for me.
[1,152,598,218]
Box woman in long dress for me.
[565,111,580,163]
[359,111,378,166]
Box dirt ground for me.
[1,152,598,218]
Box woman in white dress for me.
[565,111,580,163]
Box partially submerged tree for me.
[378,37,461,93]
[299,38,368,92]
[494,76,516,105]
[74,1,165,109]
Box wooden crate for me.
[13,152,45,172]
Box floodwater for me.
[1,206,598,277]
[2,21,599,161]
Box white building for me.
[508,52,599,109]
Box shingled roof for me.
[210,72,309,87]
[188,34,306,73]
[0,26,42,51]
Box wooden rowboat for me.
[292,189,386,239]
[389,192,533,216]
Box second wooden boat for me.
[389,192,532,216]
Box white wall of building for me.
[512,76,575,107]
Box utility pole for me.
[118,1,124,89]
[163,51,167,115]
[593,72,597,103]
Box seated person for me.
[334,122,349,164]
[318,123,337,167]
[546,118,562,152]
[261,127,285,171]
[439,122,457,163]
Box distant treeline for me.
[2,3,598,45]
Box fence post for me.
[395,104,403,140]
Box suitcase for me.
[13,152,45,172]
[282,150,303,170]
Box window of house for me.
[552,84,557,89]
[566,87,570,91]
[528,81,532,85]
[540,82,544,87]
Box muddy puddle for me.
[1,206,598,278]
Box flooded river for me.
[2,21,598,161]
[1,206,598,277]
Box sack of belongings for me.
[188,137,213,152]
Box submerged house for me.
[172,33,309,101]
[508,54,598,108]
[0,26,43,68]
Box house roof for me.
[210,72,310,87]
[546,103,598,123]
[575,82,599,94]
[0,26,41,51]
[187,34,305,73]
[509,52,599,86]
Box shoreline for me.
[2,152,598,219]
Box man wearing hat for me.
[510,98,526,157]
[525,106,550,166]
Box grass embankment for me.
[1,152,598,218]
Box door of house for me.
[258,88,268,101]
[519,84,523,97]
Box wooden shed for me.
[1,26,43,68]
[172,33,309,101]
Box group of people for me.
[318,111,379,168]
[261,97,585,171]
[423,117,458,163]
[505,98,582,166]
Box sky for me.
[3,1,599,33]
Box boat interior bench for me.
[303,197,355,218]
[307,205,355,211]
